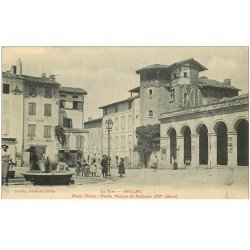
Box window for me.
[170,89,175,102]
[28,102,36,115]
[73,101,78,109]
[2,100,10,114]
[44,104,52,116]
[73,95,79,98]
[174,73,177,79]
[121,116,125,129]
[76,135,84,149]
[3,84,10,94]
[128,135,132,146]
[115,136,119,149]
[184,72,188,78]
[65,135,70,148]
[44,125,51,138]
[104,109,107,116]
[121,135,125,149]
[115,117,119,130]
[44,85,52,98]
[60,94,66,98]
[128,115,132,128]
[149,89,153,95]
[183,92,188,105]
[60,100,66,108]
[149,110,154,118]
[136,115,139,119]
[63,117,72,128]
[29,85,37,96]
[28,124,36,138]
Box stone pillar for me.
[208,133,217,167]
[176,135,184,166]
[166,137,171,167]
[191,134,199,168]
[227,131,237,167]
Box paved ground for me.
[1,166,249,199]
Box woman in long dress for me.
[118,158,125,177]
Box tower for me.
[136,58,208,126]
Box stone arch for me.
[180,124,192,163]
[214,120,228,165]
[167,127,177,164]
[195,123,208,165]
[233,117,249,166]
[233,116,249,131]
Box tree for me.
[135,124,160,167]
[54,125,66,147]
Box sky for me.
[2,47,249,119]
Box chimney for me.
[16,58,22,75]
[41,73,46,78]
[10,65,17,75]
[49,74,56,82]
[223,79,231,85]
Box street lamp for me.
[105,118,113,176]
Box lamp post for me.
[105,118,113,177]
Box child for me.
[90,159,97,177]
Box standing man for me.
[153,155,159,172]
[2,144,11,185]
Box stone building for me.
[84,117,103,158]
[99,94,140,168]
[160,93,249,168]
[58,87,88,166]
[2,62,88,167]
[135,58,239,126]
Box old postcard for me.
[1,47,249,199]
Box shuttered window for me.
[44,125,51,138]
[44,104,52,116]
[28,124,36,138]
[28,102,36,115]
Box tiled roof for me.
[84,117,103,124]
[129,86,140,93]
[99,95,139,109]
[2,72,60,85]
[136,58,207,74]
[198,77,240,90]
[59,86,87,95]
[23,75,60,84]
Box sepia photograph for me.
[1,46,249,199]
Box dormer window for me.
[184,72,188,78]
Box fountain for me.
[21,155,74,186]
[21,170,74,185]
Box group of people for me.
[75,154,126,178]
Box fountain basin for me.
[21,171,75,185]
